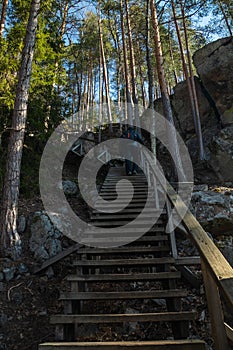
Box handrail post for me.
[166,199,178,258]
[201,258,229,350]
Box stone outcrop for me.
[154,36,233,183]
[193,36,233,126]
[29,211,62,261]
[170,78,217,138]
[191,188,233,236]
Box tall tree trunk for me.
[150,0,185,181]
[0,0,41,257]
[168,27,178,86]
[217,0,232,35]
[120,0,133,124]
[98,15,113,132]
[0,0,8,37]
[146,0,154,109]
[180,2,206,160]
[125,0,140,129]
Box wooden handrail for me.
[141,149,233,348]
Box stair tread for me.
[39,339,206,349]
[50,311,196,324]
[79,235,168,245]
[74,257,175,266]
[92,208,165,214]
[67,272,181,281]
[60,289,188,300]
[88,221,164,227]
[77,246,169,254]
[84,227,165,234]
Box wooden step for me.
[93,202,154,209]
[89,220,164,227]
[90,214,164,221]
[84,227,165,234]
[92,208,165,214]
[73,257,175,267]
[80,235,168,245]
[39,339,207,350]
[50,312,196,324]
[66,271,181,282]
[76,246,169,255]
[59,289,188,300]
[95,199,151,205]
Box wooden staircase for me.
[39,167,207,350]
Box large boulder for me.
[171,78,217,138]
[207,125,233,182]
[193,36,233,126]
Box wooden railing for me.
[141,150,233,350]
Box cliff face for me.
[155,36,233,184]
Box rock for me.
[171,77,216,137]
[220,245,233,267]
[17,263,28,274]
[193,184,208,192]
[62,180,78,195]
[0,313,8,327]
[191,190,233,236]
[193,36,233,120]
[17,215,27,234]
[207,125,233,182]
[0,273,4,282]
[30,212,63,261]
[3,267,16,282]
[45,267,54,279]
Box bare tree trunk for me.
[180,2,206,160]
[0,0,41,257]
[146,0,154,109]
[168,27,178,86]
[0,0,8,37]
[98,15,113,132]
[125,0,140,129]
[120,0,133,124]
[217,0,232,35]
[150,0,185,181]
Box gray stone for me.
[29,211,63,261]
[17,263,28,274]
[62,180,78,195]
[3,267,16,282]
[207,125,233,182]
[193,184,208,192]
[17,215,27,234]
[193,36,233,118]
[0,313,8,327]
[45,267,54,279]
[191,190,233,236]
[192,191,225,205]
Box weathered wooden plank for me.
[225,322,233,343]
[175,257,201,265]
[76,246,169,255]
[50,311,196,324]
[39,340,206,350]
[66,271,181,282]
[34,243,81,274]
[59,289,187,300]
[201,260,228,350]
[73,257,175,266]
